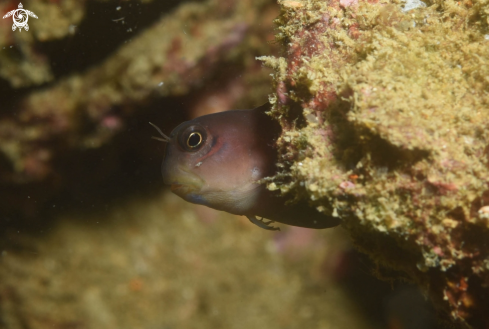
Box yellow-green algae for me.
[261,0,489,326]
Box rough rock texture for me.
[260,0,489,327]
[0,191,373,329]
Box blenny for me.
[151,103,340,230]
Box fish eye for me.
[176,124,207,151]
[187,132,202,148]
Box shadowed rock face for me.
[0,0,278,218]
[261,0,489,327]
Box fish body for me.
[159,104,340,230]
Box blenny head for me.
[150,105,278,214]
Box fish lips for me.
[163,164,205,199]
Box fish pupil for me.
[187,132,202,148]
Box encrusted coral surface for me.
[261,0,489,326]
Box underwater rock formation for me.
[0,191,374,329]
[0,0,277,216]
[261,0,489,327]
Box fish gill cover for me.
[260,0,489,326]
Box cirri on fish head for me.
[154,103,341,230]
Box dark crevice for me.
[322,87,430,173]
[0,94,189,238]
[0,78,37,119]
[39,0,190,79]
[332,119,430,173]
[338,250,442,329]
[0,0,191,119]
[362,135,430,171]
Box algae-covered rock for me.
[261,0,489,326]
[0,191,373,329]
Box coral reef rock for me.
[260,0,489,327]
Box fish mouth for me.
[166,165,205,198]
[170,182,208,206]
[163,162,204,186]
[169,181,201,195]
[162,156,206,201]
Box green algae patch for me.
[261,0,489,326]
